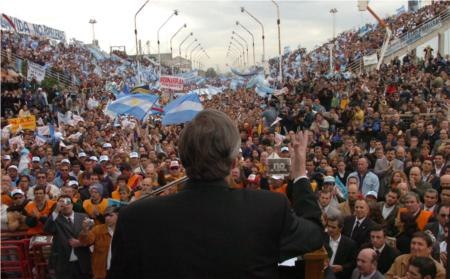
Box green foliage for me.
[205,67,217,78]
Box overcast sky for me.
[1,0,409,71]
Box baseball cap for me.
[102,143,112,148]
[129,152,139,158]
[11,189,25,196]
[68,180,79,188]
[7,165,18,171]
[3,155,11,160]
[170,161,180,168]
[78,152,87,158]
[99,155,109,162]
[365,191,378,199]
[89,156,98,162]
[32,156,41,162]
[281,146,289,153]
[271,174,283,180]
[61,159,71,165]
[323,176,335,184]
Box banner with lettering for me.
[8,115,37,133]
[1,13,66,41]
[160,76,184,91]
[27,61,46,82]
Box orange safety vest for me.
[25,200,56,236]
[398,208,433,231]
[83,198,110,225]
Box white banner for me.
[160,75,184,91]
[363,53,378,66]
[27,61,46,82]
[1,13,66,41]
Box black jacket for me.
[361,242,400,274]
[324,235,357,279]
[342,216,376,249]
[109,177,323,278]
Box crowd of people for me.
[1,1,450,279]
[269,1,449,80]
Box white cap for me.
[102,143,112,148]
[169,161,180,168]
[281,146,289,152]
[68,180,79,187]
[11,189,24,196]
[271,174,283,180]
[129,152,139,158]
[78,152,87,158]
[323,176,335,184]
[32,156,41,162]
[89,156,98,162]
[3,155,11,160]
[99,155,109,162]
[8,165,18,170]
[365,191,378,199]
[61,159,71,165]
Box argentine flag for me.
[106,94,159,120]
[162,93,203,126]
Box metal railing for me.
[1,49,74,87]
[348,7,450,74]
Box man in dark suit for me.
[424,205,449,242]
[361,225,400,274]
[324,215,357,279]
[109,110,324,278]
[342,199,376,248]
[44,195,91,279]
[378,189,400,237]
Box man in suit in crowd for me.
[424,205,449,242]
[378,189,400,236]
[361,225,400,274]
[343,199,377,248]
[422,188,439,217]
[351,248,385,279]
[109,110,324,278]
[374,147,404,198]
[44,195,91,279]
[324,214,357,279]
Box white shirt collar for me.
[330,234,341,243]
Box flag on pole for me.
[106,94,159,120]
[162,93,203,126]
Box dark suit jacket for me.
[109,178,323,278]
[44,211,91,276]
[361,243,400,274]
[377,202,399,237]
[342,216,376,248]
[324,235,357,279]
[425,221,444,241]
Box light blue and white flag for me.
[106,94,159,120]
[396,5,406,16]
[162,93,203,126]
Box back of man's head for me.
[179,109,240,181]
[409,257,437,279]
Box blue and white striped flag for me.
[106,94,159,120]
[162,93,203,126]
[396,5,406,16]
